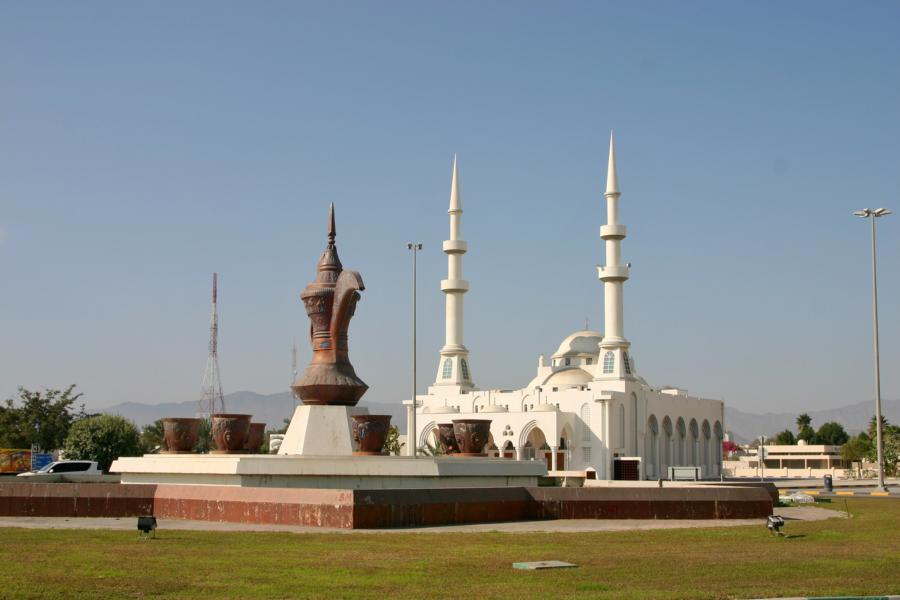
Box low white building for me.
[411,137,725,480]
[724,441,848,479]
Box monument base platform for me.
[278,405,368,456]
[0,482,774,528]
[110,454,546,489]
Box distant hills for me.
[102,390,407,432]
[102,390,900,444]
[724,399,900,444]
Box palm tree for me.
[796,413,812,433]
[868,415,893,439]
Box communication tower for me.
[199,273,226,417]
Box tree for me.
[797,425,816,443]
[773,429,796,445]
[384,425,404,456]
[796,413,812,433]
[141,419,167,453]
[868,416,900,440]
[62,414,142,472]
[866,427,900,478]
[0,385,86,451]
[842,436,872,477]
[815,421,849,446]
[195,418,213,454]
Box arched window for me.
[564,357,571,366]
[441,358,453,379]
[603,351,615,374]
[662,416,673,473]
[460,359,469,380]
[631,392,638,456]
[646,415,659,478]
[690,419,700,466]
[701,420,711,474]
[623,352,632,375]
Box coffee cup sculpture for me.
[243,422,267,453]
[292,204,371,407]
[452,419,492,456]
[210,414,252,453]
[162,417,201,453]
[437,423,460,455]
[351,415,392,455]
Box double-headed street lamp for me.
[406,242,423,458]
[853,207,892,493]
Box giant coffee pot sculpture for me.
[292,204,368,406]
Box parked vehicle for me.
[17,460,103,478]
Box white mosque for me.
[413,135,725,480]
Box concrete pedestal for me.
[111,454,546,489]
[278,405,368,456]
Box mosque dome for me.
[551,330,603,360]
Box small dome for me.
[543,367,592,385]
[552,330,603,359]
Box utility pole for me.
[854,207,892,493]
[407,242,423,457]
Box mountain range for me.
[101,390,900,444]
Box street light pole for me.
[759,435,766,483]
[854,208,892,493]
[407,243,423,458]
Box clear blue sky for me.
[1,1,898,415]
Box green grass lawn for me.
[1,499,899,600]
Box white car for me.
[17,460,103,478]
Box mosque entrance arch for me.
[555,424,574,471]
[418,421,438,453]
[521,425,548,464]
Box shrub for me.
[61,414,142,472]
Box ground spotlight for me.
[766,515,784,536]
[137,516,157,538]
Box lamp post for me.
[406,242,423,458]
[758,435,766,483]
[854,207,892,493]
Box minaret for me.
[434,155,474,388]
[596,133,635,380]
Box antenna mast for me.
[200,272,226,418]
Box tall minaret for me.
[596,133,635,380]
[434,155,474,389]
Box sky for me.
[1,1,898,416]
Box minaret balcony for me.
[441,279,470,292]
[597,265,630,281]
[442,240,468,254]
[600,224,627,240]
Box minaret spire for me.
[606,132,619,196]
[433,155,473,389]
[596,132,634,380]
[449,154,461,212]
